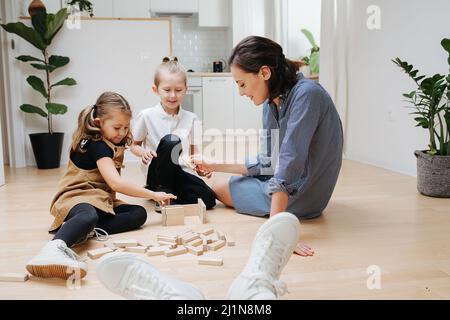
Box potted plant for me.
[299,28,320,77]
[1,2,77,169]
[393,38,450,197]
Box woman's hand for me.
[191,155,214,177]
[294,244,315,257]
[142,150,157,165]
[152,192,177,206]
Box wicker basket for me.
[415,150,450,198]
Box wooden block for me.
[103,241,118,250]
[208,240,226,251]
[210,233,219,242]
[186,238,203,247]
[185,245,203,256]
[181,233,200,244]
[138,240,160,248]
[87,247,114,259]
[126,246,147,253]
[164,247,188,257]
[157,240,177,248]
[156,235,178,244]
[113,239,138,248]
[198,257,223,266]
[165,207,185,226]
[182,204,200,216]
[147,246,171,256]
[198,198,207,224]
[0,273,30,282]
[202,238,209,251]
[198,228,214,236]
[216,230,226,241]
[225,236,235,246]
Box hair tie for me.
[92,104,97,118]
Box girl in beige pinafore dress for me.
[26,92,176,280]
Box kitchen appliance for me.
[213,60,223,73]
[184,76,203,130]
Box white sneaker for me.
[227,212,300,300]
[97,252,206,300]
[26,239,88,279]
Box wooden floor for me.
[1,159,450,300]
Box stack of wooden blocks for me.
[86,227,236,267]
[161,198,207,226]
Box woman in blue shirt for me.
[193,36,343,256]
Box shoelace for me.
[241,272,289,298]
[118,263,178,300]
[58,243,83,262]
[90,228,109,242]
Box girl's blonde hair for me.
[71,91,133,153]
[154,56,187,87]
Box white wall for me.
[343,0,450,176]
[285,0,321,59]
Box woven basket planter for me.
[415,150,450,198]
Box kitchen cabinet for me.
[202,77,235,134]
[150,0,198,14]
[198,0,229,28]
[112,0,150,18]
[202,76,262,136]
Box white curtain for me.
[319,0,350,156]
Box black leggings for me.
[146,134,216,209]
[53,203,147,247]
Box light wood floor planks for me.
[0,160,449,299]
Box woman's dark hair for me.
[228,36,302,102]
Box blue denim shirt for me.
[245,73,343,198]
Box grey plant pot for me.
[415,150,450,198]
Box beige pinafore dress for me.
[49,139,128,232]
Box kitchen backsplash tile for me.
[171,16,230,72]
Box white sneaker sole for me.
[26,263,87,280]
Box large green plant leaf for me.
[20,104,48,118]
[301,29,318,48]
[45,8,69,44]
[0,22,46,50]
[49,55,69,69]
[310,51,320,74]
[51,78,77,88]
[30,63,57,72]
[46,103,68,115]
[26,76,48,99]
[16,55,44,63]
[442,38,450,65]
[31,11,47,38]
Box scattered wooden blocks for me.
[126,246,147,254]
[186,238,203,247]
[138,240,160,248]
[208,240,226,251]
[0,273,30,282]
[87,247,114,259]
[156,235,178,244]
[181,233,200,244]
[198,257,223,266]
[225,236,235,246]
[147,246,171,256]
[216,230,226,241]
[185,245,203,256]
[113,239,138,248]
[165,247,188,257]
[198,227,214,236]
[157,240,177,248]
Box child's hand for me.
[191,155,214,172]
[294,244,315,257]
[196,167,213,179]
[152,192,177,207]
[142,150,157,165]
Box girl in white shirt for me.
[131,58,216,211]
